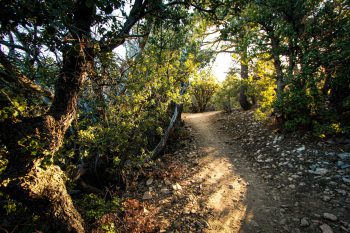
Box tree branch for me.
[0,50,54,99]
[101,0,148,52]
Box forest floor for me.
[123,110,350,233]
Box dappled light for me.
[182,112,267,233]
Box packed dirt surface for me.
[126,110,350,233]
[182,111,284,233]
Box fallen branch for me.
[152,83,188,157]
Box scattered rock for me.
[322,196,331,202]
[146,177,154,186]
[143,207,150,214]
[338,152,350,160]
[323,213,337,221]
[337,160,345,167]
[228,184,234,189]
[164,179,171,186]
[296,145,306,153]
[172,183,182,191]
[142,191,153,200]
[342,177,350,184]
[279,218,287,225]
[300,217,309,227]
[308,168,328,175]
[249,219,259,227]
[335,189,347,195]
[161,188,170,194]
[319,224,333,233]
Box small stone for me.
[164,179,171,185]
[161,188,170,194]
[323,196,331,202]
[341,164,350,169]
[319,224,333,233]
[142,191,152,200]
[228,184,234,189]
[300,217,309,227]
[337,161,345,168]
[146,177,153,186]
[329,181,337,186]
[323,213,337,221]
[289,184,296,189]
[296,145,306,153]
[279,218,287,225]
[335,189,347,195]
[338,152,350,160]
[172,183,182,191]
[342,177,350,184]
[308,168,328,175]
[249,220,259,227]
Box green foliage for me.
[188,70,219,112]
[56,15,210,190]
[1,193,17,215]
[214,55,275,120]
[214,0,350,136]
[249,56,276,119]
[213,73,240,112]
[76,194,120,223]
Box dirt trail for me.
[183,111,283,233]
[135,110,348,232]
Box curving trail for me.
[183,111,283,233]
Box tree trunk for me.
[2,159,85,232]
[271,35,285,116]
[0,0,95,231]
[1,116,86,232]
[239,50,253,110]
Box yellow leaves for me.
[330,123,342,134]
[156,126,163,136]
[231,53,239,60]
[0,178,11,187]
[78,127,96,142]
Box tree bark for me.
[270,35,284,116]
[0,0,95,231]
[239,50,253,110]
[1,159,85,233]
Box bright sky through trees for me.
[212,52,234,82]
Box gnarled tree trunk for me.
[0,0,95,231]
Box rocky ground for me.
[120,110,350,233]
[217,110,350,233]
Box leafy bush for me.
[76,194,121,223]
